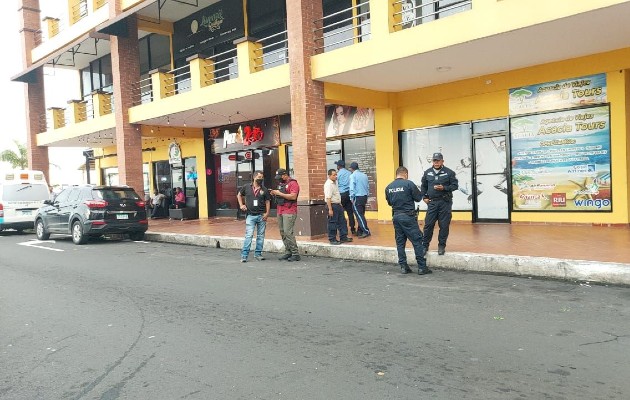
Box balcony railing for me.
[393,0,472,30]
[203,47,239,84]
[315,0,371,53]
[164,64,192,97]
[254,30,289,71]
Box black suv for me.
[34,185,148,244]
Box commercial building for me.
[13,0,630,236]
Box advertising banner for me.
[172,0,245,60]
[509,74,607,116]
[511,105,611,211]
[209,116,281,154]
[325,105,375,138]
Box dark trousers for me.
[423,199,452,248]
[328,203,349,241]
[393,213,426,268]
[340,191,355,232]
[352,195,370,235]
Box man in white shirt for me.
[324,169,353,245]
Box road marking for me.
[17,240,64,252]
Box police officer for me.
[421,152,459,255]
[385,166,431,275]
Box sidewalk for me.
[146,217,630,285]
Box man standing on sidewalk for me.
[349,161,371,238]
[385,166,431,275]
[270,168,301,262]
[335,160,356,235]
[237,170,271,263]
[324,168,353,245]
[421,152,458,255]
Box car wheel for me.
[128,232,145,241]
[35,219,50,240]
[72,221,88,245]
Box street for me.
[1,232,629,400]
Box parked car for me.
[0,170,50,233]
[34,185,148,244]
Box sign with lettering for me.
[509,74,607,115]
[209,116,281,154]
[511,105,611,211]
[168,142,182,166]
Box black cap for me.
[334,160,345,167]
[349,162,359,170]
[274,168,288,180]
[432,152,444,161]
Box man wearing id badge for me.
[237,170,271,263]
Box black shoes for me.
[340,237,353,243]
[358,232,371,239]
[418,268,433,275]
[330,240,342,245]
[287,255,301,262]
[400,264,412,274]
[438,245,446,255]
[278,254,291,260]
[351,229,357,235]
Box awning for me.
[11,32,92,83]
[95,0,155,37]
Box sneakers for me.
[437,245,446,255]
[329,240,342,245]
[400,264,412,274]
[240,258,247,263]
[287,255,301,262]
[340,237,353,243]
[254,255,265,261]
[418,268,433,275]
[278,254,292,260]
[358,232,371,239]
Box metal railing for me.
[131,76,153,106]
[164,64,192,97]
[253,30,289,71]
[314,0,371,53]
[203,47,239,84]
[392,0,472,30]
[71,0,89,23]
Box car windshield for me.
[2,184,49,201]
[93,188,140,201]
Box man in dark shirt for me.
[420,152,459,255]
[385,166,431,275]
[237,170,271,262]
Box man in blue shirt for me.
[349,161,371,238]
[335,160,356,235]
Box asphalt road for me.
[1,231,629,400]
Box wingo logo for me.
[573,198,611,209]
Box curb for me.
[145,232,630,286]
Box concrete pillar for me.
[110,13,144,197]
[187,54,215,89]
[18,0,50,178]
[286,0,327,237]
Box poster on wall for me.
[325,105,375,138]
[511,105,611,211]
[400,124,472,211]
[509,74,607,116]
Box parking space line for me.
[17,240,64,252]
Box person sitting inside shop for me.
[172,187,186,209]
[150,189,167,218]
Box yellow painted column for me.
[67,99,87,123]
[187,54,215,89]
[43,17,60,38]
[374,96,399,221]
[235,38,263,75]
[92,90,112,116]
[607,69,630,223]
[150,69,174,100]
[369,0,397,37]
[48,107,65,129]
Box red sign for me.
[244,150,253,160]
[551,193,566,207]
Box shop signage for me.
[168,142,182,166]
[172,0,245,60]
[209,115,281,154]
[511,105,611,211]
[325,105,375,138]
[509,74,607,115]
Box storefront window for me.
[216,154,237,210]
[344,136,377,211]
[184,157,198,198]
[400,123,472,211]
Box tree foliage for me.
[0,140,28,169]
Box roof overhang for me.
[95,0,155,37]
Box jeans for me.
[278,213,298,256]
[241,214,266,259]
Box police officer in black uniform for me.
[385,166,431,275]
[421,152,459,255]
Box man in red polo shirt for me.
[269,168,300,262]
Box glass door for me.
[473,135,510,222]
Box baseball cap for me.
[334,160,345,167]
[349,162,359,170]
[274,168,288,180]
[432,152,444,161]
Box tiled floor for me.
[148,217,630,264]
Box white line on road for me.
[17,240,64,252]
